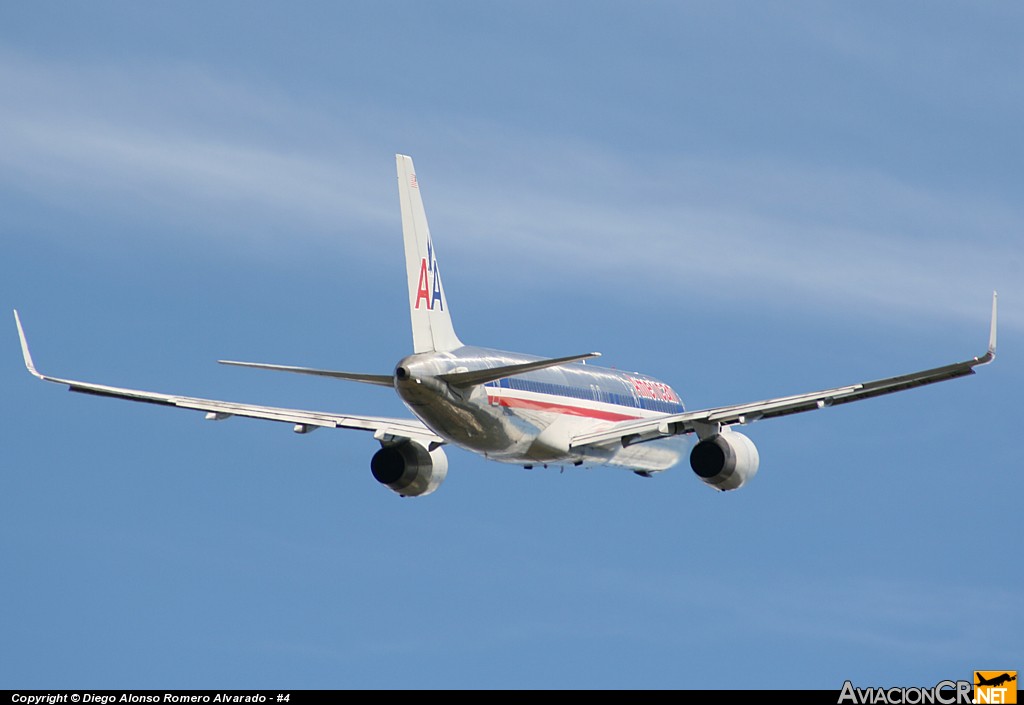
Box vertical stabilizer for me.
[396,154,463,353]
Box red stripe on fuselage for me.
[488,394,641,422]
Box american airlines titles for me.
[414,237,444,311]
[627,376,679,403]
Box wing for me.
[14,311,442,447]
[571,293,997,450]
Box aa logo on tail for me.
[975,671,1017,704]
[415,236,444,311]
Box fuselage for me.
[394,345,689,472]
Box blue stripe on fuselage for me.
[485,373,685,414]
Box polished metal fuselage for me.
[393,345,688,472]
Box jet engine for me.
[689,430,759,491]
[370,441,448,497]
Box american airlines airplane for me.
[14,155,998,497]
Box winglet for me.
[13,310,43,379]
[974,286,999,362]
[988,290,998,357]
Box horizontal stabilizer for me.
[218,360,394,387]
[437,352,601,387]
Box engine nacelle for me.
[689,430,760,491]
[370,441,448,497]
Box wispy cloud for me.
[1,54,1019,329]
[438,147,1019,329]
[0,58,393,247]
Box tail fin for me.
[396,154,463,353]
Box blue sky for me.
[1,1,1020,690]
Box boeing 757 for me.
[14,155,998,497]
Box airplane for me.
[976,673,1016,688]
[14,154,998,497]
